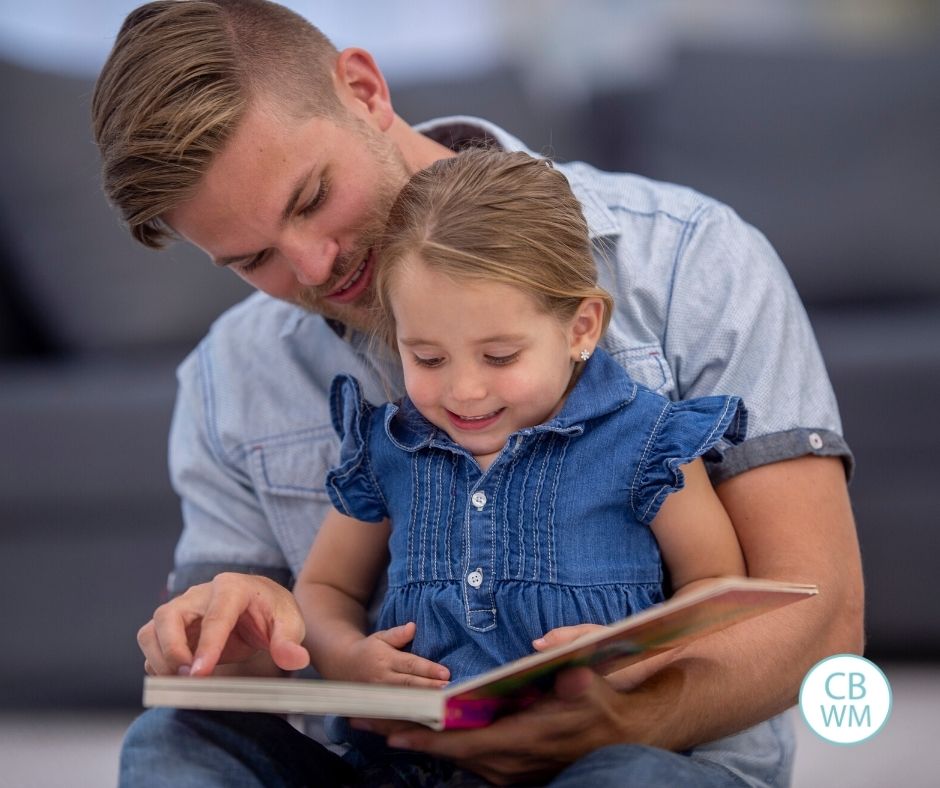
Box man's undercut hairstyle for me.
[92,0,340,248]
[375,148,613,348]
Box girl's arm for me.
[295,509,450,686]
[650,457,746,595]
[534,457,744,663]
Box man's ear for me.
[568,297,605,360]
[333,48,394,132]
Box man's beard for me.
[295,123,410,335]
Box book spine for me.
[441,697,506,729]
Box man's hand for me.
[353,666,669,786]
[338,622,450,687]
[138,573,310,676]
[352,457,863,784]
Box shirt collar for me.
[416,116,619,240]
[306,117,620,342]
[384,347,637,453]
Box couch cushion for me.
[632,46,940,306]
[0,59,252,354]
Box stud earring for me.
[579,349,592,362]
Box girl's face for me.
[389,256,596,470]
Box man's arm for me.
[371,455,863,784]
[631,454,863,746]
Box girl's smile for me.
[445,408,505,432]
[389,255,601,470]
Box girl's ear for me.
[333,48,395,132]
[567,297,605,361]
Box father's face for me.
[166,100,410,332]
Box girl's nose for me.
[450,367,487,403]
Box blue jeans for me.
[119,708,793,787]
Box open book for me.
[144,576,816,730]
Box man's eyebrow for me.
[211,168,317,268]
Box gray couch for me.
[2,44,938,709]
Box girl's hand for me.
[532,623,609,652]
[534,622,687,691]
[343,622,450,687]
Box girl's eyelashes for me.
[485,352,520,366]
[411,352,521,368]
[413,355,445,368]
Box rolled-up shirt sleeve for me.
[662,203,853,482]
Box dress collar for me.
[384,347,637,454]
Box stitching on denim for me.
[546,436,570,584]
[407,452,419,583]
[226,424,336,462]
[518,443,540,581]
[481,462,507,624]
[399,578,661,591]
[640,397,739,524]
[430,453,443,580]
[661,202,710,360]
[443,458,457,581]
[418,452,433,581]
[251,447,306,567]
[606,199,702,228]
[631,400,669,519]
[501,451,521,578]
[198,342,229,471]
[693,397,735,459]
[361,412,389,514]
[461,471,473,626]
[532,433,554,581]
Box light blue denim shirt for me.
[324,348,746,682]
[167,116,851,594]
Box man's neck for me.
[388,114,457,172]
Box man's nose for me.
[281,235,339,287]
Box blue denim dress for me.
[326,348,746,683]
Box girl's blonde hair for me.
[375,148,613,348]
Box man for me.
[93,1,863,785]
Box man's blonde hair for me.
[92,0,340,248]
[375,148,613,347]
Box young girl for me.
[295,148,747,693]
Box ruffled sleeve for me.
[325,374,388,522]
[632,394,747,524]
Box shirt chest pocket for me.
[247,431,339,575]
[608,343,675,396]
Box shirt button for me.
[808,432,824,450]
[467,568,484,588]
[471,491,487,510]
